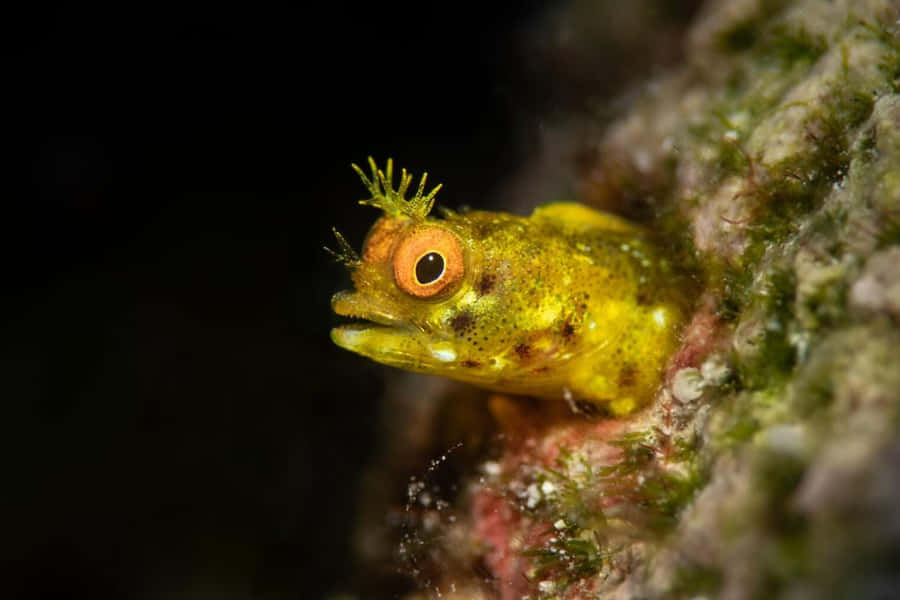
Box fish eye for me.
[415,252,445,285]
[393,227,463,298]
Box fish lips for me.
[330,291,458,371]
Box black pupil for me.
[415,252,445,284]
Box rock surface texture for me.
[357,1,900,598]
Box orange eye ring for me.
[393,227,464,298]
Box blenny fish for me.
[329,158,687,415]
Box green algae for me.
[520,427,706,596]
[670,563,725,598]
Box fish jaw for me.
[330,323,461,373]
[331,291,460,373]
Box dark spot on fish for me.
[561,320,576,341]
[617,364,638,387]
[450,312,475,335]
[514,343,531,360]
[476,273,497,295]
[530,366,550,374]
[462,359,481,368]
[635,292,652,306]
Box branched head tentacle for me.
[352,157,442,220]
[324,227,362,269]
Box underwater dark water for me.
[8,1,700,598]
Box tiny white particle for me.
[482,461,501,476]
[430,347,457,362]
[553,519,567,530]
[541,480,557,496]
[588,321,597,330]
[652,308,667,327]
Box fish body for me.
[330,160,686,415]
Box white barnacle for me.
[672,367,703,402]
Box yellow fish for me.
[329,158,687,415]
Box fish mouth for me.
[330,291,456,371]
[330,290,413,331]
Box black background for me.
[8,2,696,598]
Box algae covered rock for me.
[352,1,900,598]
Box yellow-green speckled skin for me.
[332,203,687,414]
